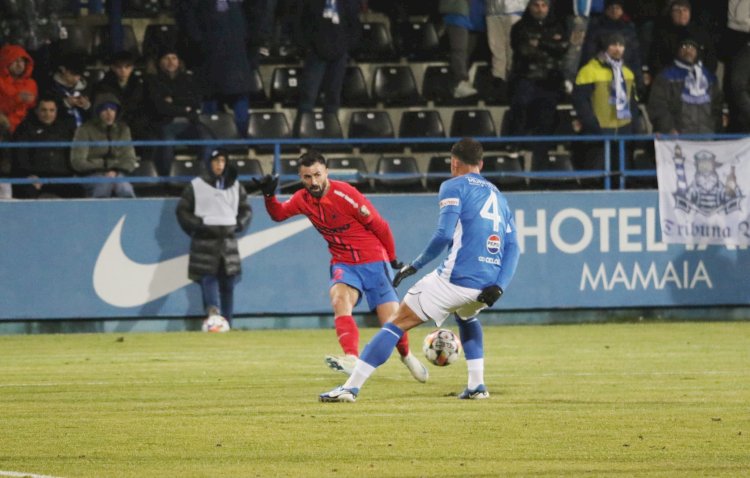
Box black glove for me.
[390,259,404,270]
[392,264,417,288]
[477,285,503,307]
[251,174,279,196]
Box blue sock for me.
[456,315,483,360]
[360,322,403,368]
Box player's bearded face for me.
[300,163,329,198]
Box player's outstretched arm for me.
[250,174,279,197]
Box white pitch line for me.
[0,471,65,478]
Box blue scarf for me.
[323,0,340,24]
[674,59,710,105]
[604,53,631,120]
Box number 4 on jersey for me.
[480,192,503,232]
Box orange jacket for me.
[0,44,38,133]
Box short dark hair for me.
[450,138,483,165]
[298,150,327,168]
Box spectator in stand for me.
[39,53,92,129]
[93,51,149,148]
[648,38,723,135]
[729,41,750,132]
[70,93,137,198]
[485,0,527,101]
[572,32,640,176]
[648,0,717,83]
[0,44,37,199]
[144,47,208,176]
[176,148,252,325]
[581,0,644,96]
[12,95,79,198]
[0,44,38,136]
[294,0,361,115]
[441,0,486,98]
[176,0,254,136]
[508,0,568,162]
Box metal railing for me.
[2,133,747,192]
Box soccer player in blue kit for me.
[320,137,521,402]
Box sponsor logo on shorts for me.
[486,234,501,254]
[440,198,459,208]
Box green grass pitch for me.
[1,321,748,477]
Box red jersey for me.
[264,180,397,265]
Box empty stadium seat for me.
[341,66,372,107]
[483,153,526,191]
[347,110,396,152]
[426,155,452,191]
[278,157,303,193]
[198,112,245,155]
[230,158,263,188]
[398,110,445,152]
[327,156,370,191]
[374,155,423,192]
[271,67,302,107]
[129,159,164,196]
[395,20,444,61]
[372,66,423,106]
[248,69,273,108]
[352,22,397,62]
[473,64,506,106]
[422,65,477,106]
[529,151,577,190]
[247,112,292,153]
[449,109,497,139]
[168,155,203,194]
[293,111,345,152]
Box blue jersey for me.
[412,173,519,290]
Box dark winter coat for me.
[730,43,750,132]
[176,0,253,96]
[144,69,203,127]
[647,62,723,134]
[93,70,148,138]
[176,164,252,281]
[12,108,75,176]
[509,5,569,87]
[648,18,717,75]
[295,0,361,61]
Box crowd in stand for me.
[1,0,749,199]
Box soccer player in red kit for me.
[253,150,428,383]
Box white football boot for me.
[401,352,429,383]
[324,354,358,375]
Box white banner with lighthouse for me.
[655,139,750,246]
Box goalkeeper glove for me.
[392,264,417,288]
[251,174,279,197]
[477,285,503,307]
[390,259,404,270]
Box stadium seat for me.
[293,111,345,152]
[426,155,452,191]
[395,20,444,61]
[529,151,577,190]
[271,67,302,107]
[230,158,263,188]
[198,112,245,155]
[141,23,179,63]
[247,112,292,153]
[278,157,303,193]
[341,66,372,107]
[347,110,397,153]
[92,24,140,63]
[129,159,164,196]
[422,65,477,106]
[248,69,273,108]
[449,109,497,140]
[483,153,526,191]
[473,64,505,106]
[398,110,445,152]
[168,155,203,194]
[371,66,423,106]
[352,22,397,62]
[373,155,423,192]
[327,156,370,191]
[55,23,94,60]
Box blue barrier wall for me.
[1,191,748,320]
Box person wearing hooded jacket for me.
[70,92,137,198]
[176,148,252,323]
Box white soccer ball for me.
[202,314,230,333]
[422,329,462,366]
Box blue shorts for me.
[329,261,399,310]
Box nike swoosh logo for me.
[93,215,313,307]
